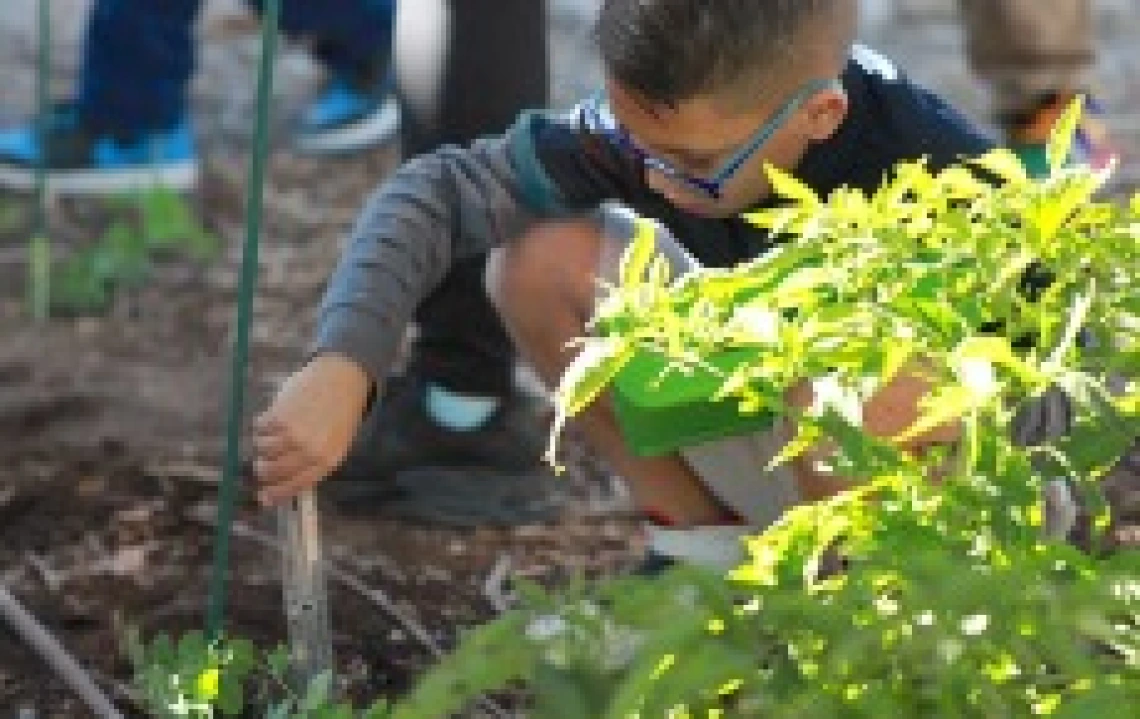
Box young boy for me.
[253,0,994,567]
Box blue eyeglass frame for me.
[581,77,843,199]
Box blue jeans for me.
[78,0,395,135]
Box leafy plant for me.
[403,100,1140,717]
[131,102,1138,717]
[127,631,392,719]
[0,198,25,231]
[127,629,256,718]
[50,187,219,313]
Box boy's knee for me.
[485,219,605,326]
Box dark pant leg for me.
[244,0,396,82]
[77,0,202,135]
[958,0,1095,115]
[404,0,549,396]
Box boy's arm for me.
[320,135,544,382]
[255,111,631,504]
[317,109,630,382]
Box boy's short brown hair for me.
[596,0,855,108]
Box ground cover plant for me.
[133,102,1138,717]
[29,187,220,315]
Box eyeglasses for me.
[580,77,842,199]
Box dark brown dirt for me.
[0,146,640,718]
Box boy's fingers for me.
[254,451,309,488]
[253,412,285,435]
[252,432,293,460]
[257,464,327,507]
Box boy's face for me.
[604,77,849,218]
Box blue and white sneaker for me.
[0,104,198,195]
[293,73,401,155]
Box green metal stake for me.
[28,0,51,321]
[207,0,281,639]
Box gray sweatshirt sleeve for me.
[312,118,573,384]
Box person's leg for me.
[0,0,201,193]
[78,0,202,136]
[241,0,399,153]
[402,0,548,406]
[490,208,802,568]
[487,213,740,533]
[958,0,1112,172]
[959,0,1094,117]
[247,0,395,83]
[398,0,548,158]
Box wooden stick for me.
[277,490,334,690]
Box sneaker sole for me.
[0,160,198,195]
[293,98,401,155]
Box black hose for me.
[0,586,124,719]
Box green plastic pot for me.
[611,347,776,457]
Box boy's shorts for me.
[594,204,802,536]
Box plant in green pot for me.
[388,99,1139,719]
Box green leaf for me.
[618,216,657,289]
[1027,171,1103,245]
[954,335,1039,386]
[765,163,820,207]
[880,341,915,386]
[556,336,634,417]
[531,664,599,719]
[547,336,635,467]
[51,250,112,313]
[390,613,538,719]
[266,644,292,680]
[176,631,209,671]
[971,148,1029,185]
[300,671,333,712]
[361,698,392,719]
[893,385,972,444]
[100,220,151,284]
[1052,684,1137,719]
[1047,96,1085,174]
[216,670,245,717]
[767,421,823,470]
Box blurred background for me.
[0,1,1137,715]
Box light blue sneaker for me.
[294,73,401,155]
[0,104,198,195]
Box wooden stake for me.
[277,490,333,690]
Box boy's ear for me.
[800,88,849,142]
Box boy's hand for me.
[787,371,961,501]
[253,353,372,506]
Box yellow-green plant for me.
[130,103,1139,718]
[127,629,256,718]
[389,100,1139,718]
[127,630,392,718]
